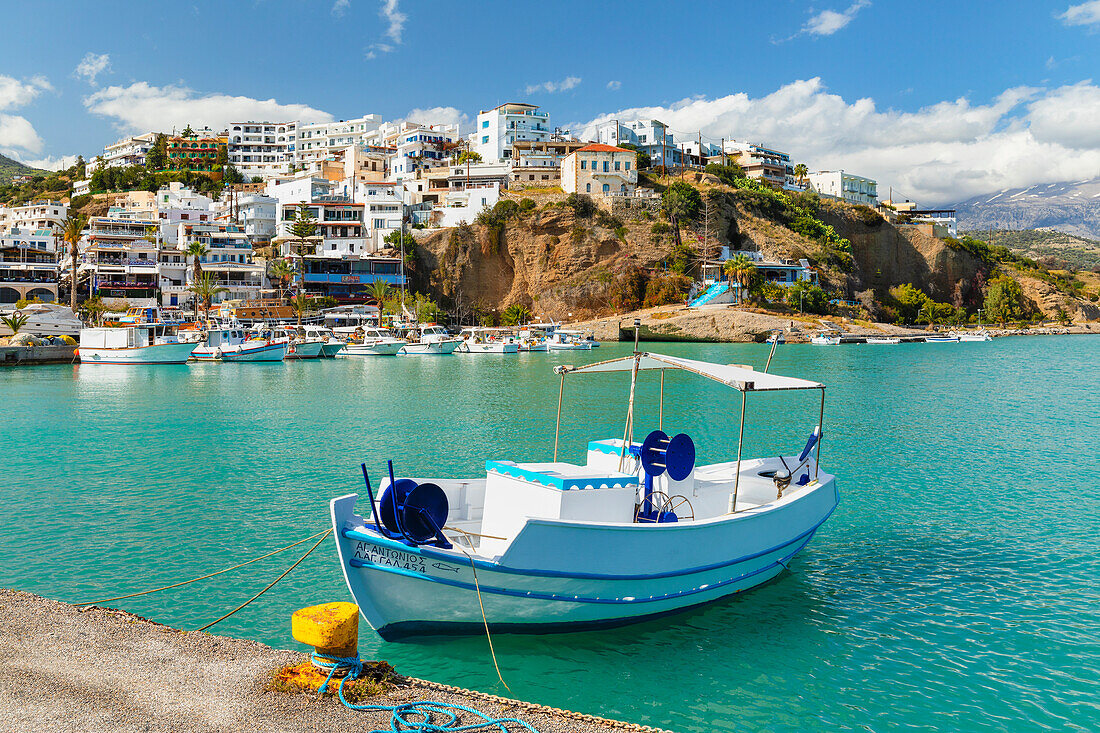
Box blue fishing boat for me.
[331,340,838,640]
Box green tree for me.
[1,313,30,336]
[501,303,532,326]
[661,181,702,249]
[188,272,228,323]
[61,214,88,310]
[918,301,936,328]
[182,124,195,138]
[785,280,829,314]
[723,253,756,304]
[184,241,209,285]
[74,155,86,179]
[269,258,295,302]
[215,144,228,167]
[289,293,312,327]
[367,280,392,310]
[288,205,319,292]
[78,294,110,326]
[983,276,1029,326]
[456,150,482,165]
[888,283,930,325]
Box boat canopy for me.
[554,352,823,392]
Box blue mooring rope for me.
[312,654,540,733]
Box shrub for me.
[651,221,670,235]
[611,266,647,312]
[565,193,597,218]
[704,163,746,187]
[519,198,536,212]
[784,280,829,314]
[69,194,92,210]
[614,226,628,242]
[663,242,695,275]
[644,273,691,308]
[850,204,883,225]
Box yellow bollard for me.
[292,602,359,669]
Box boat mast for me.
[618,318,642,471]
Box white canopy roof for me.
[555,352,823,392]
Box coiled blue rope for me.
[312,654,539,733]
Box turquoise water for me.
[1,338,1098,731]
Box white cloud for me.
[607,80,622,91]
[579,77,1100,205]
[525,76,582,95]
[83,81,333,134]
[803,1,870,36]
[364,0,406,59]
[1059,1,1100,26]
[0,75,51,156]
[18,153,78,171]
[405,106,470,132]
[332,0,350,16]
[75,52,112,85]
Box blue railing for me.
[303,272,405,285]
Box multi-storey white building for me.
[213,192,278,245]
[471,103,551,162]
[295,115,383,168]
[226,121,297,179]
[0,229,60,304]
[807,170,878,206]
[561,144,638,197]
[510,140,586,187]
[591,119,682,169]
[75,217,161,305]
[152,183,215,246]
[382,121,461,179]
[101,133,158,169]
[724,141,795,189]
[0,201,68,235]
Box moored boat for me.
[77,325,195,364]
[398,324,461,355]
[865,336,901,345]
[810,333,841,345]
[951,329,992,342]
[456,327,519,354]
[191,327,287,362]
[546,329,593,350]
[342,327,405,356]
[301,325,348,357]
[331,344,838,640]
[924,335,960,343]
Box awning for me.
[554,352,823,392]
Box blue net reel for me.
[633,429,696,523]
[360,461,452,549]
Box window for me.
[586,183,591,193]
[625,161,631,170]
[481,135,489,144]
[603,184,610,194]
[482,120,489,129]
[580,160,586,170]
[614,161,621,171]
[603,161,610,172]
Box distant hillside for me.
[953,178,1100,240]
[0,153,46,183]
[960,229,1100,272]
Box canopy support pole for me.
[764,332,779,373]
[659,370,665,431]
[619,319,642,472]
[730,390,747,513]
[816,388,825,480]
[553,372,565,462]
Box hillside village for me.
[1,101,1098,337]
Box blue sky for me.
[2,0,1100,204]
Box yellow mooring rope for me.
[75,528,332,607]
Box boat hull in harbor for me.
[342,341,404,356]
[399,340,459,355]
[321,342,347,358]
[77,341,196,365]
[192,342,287,362]
[332,475,837,639]
[457,341,519,354]
[286,341,325,359]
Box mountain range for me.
[0,153,45,184]
[952,178,1100,241]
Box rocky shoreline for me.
[0,589,669,733]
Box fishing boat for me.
[456,327,519,354]
[951,329,992,342]
[77,325,196,364]
[300,325,348,357]
[765,331,785,345]
[398,324,461,355]
[924,334,960,343]
[809,334,841,345]
[864,336,901,345]
[331,333,838,640]
[546,329,593,351]
[191,327,287,362]
[251,325,324,359]
[517,324,555,352]
[342,327,405,356]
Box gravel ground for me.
[0,589,670,733]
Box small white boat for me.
[924,335,960,343]
[517,323,555,352]
[399,324,461,355]
[191,327,287,362]
[300,325,348,358]
[77,325,195,364]
[3,303,83,337]
[766,332,785,345]
[342,327,405,356]
[546,329,593,351]
[331,348,837,640]
[252,325,324,359]
[865,336,901,345]
[951,329,992,342]
[810,334,841,345]
[456,327,519,354]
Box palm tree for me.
[184,240,210,321]
[269,258,295,302]
[794,163,809,187]
[501,303,532,326]
[188,272,228,325]
[289,293,312,327]
[919,302,936,329]
[367,280,392,313]
[1,313,30,337]
[723,254,756,305]
[61,214,88,311]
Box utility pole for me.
[698,132,703,169]
[720,137,725,167]
[680,144,685,179]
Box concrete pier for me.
[0,589,671,733]
[0,345,76,366]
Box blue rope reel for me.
[634,429,696,523]
[361,460,452,549]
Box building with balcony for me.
[0,230,60,304]
[510,140,586,187]
[213,192,278,246]
[166,134,227,172]
[591,119,682,170]
[885,200,957,237]
[807,170,878,206]
[295,114,384,168]
[561,144,638,197]
[380,121,461,179]
[472,103,551,162]
[159,223,263,306]
[723,142,794,189]
[226,121,297,179]
[101,132,158,169]
[78,217,161,304]
[0,201,68,235]
[299,255,404,302]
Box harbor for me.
[1,335,1096,731]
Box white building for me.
[154,183,215,246]
[382,121,461,179]
[0,229,60,304]
[471,103,551,162]
[295,114,384,168]
[437,182,502,228]
[0,201,68,235]
[213,192,278,244]
[807,170,878,206]
[101,132,158,169]
[510,140,586,187]
[591,119,682,170]
[561,144,638,197]
[226,121,298,179]
[723,142,795,189]
[76,217,161,306]
[887,201,958,237]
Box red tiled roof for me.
[576,143,631,153]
